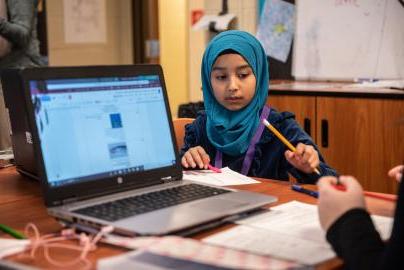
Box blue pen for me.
[291,184,319,198]
[354,78,379,83]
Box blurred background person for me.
[0,0,45,151]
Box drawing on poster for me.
[256,0,295,63]
[64,0,107,43]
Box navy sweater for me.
[180,109,337,184]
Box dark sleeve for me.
[326,208,385,270]
[179,114,206,157]
[378,179,404,269]
[274,112,338,183]
[327,178,403,270]
[0,0,37,48]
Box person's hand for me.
[388,165,403,182]
[317,176,366,231]
[285,143,320,174]
[181,146,210,169]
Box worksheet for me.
[182,167,259,186]
[203,201,393,265]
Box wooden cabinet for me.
[268,85,404,193]
[267,95,316,141]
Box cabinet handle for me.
[303,118,311,136]
[321,119,328,148]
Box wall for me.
[158,0,189,117]
[46,0,258,116]
[46,0,133,66]
[188,0,206,102]
[188,0,258,102]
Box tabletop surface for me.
[0,166,396,269]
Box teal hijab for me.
[201,30,269,156]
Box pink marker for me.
[208,164,222,173]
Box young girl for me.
[180,30,336,183]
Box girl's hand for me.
[181,146,210,169]
[317,176,366,231]
[284,143,320,174]
[388,165,403,182]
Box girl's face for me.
[210,53,256,111]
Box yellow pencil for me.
[262,119,321,176]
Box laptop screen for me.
[28,75,176,187]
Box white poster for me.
[63,0,107,43]
[293,0,404,80]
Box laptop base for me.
[16,167,39,181]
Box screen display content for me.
[29,76,176,187]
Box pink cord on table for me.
[21,223,113,269]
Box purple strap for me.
[215,150,222,169]
[241,105,271,175]
[215,105,271,175]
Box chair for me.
[172,118,194,151]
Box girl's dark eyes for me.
[214,72,250,80]
[238,73,249,78]
[215,75,227,80]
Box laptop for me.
[1,69,39,179]
[14,65,277,235]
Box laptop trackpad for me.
[191,198,248,211]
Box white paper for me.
[213,14,236,31]
[192,14,236,31]
[237,201,327,243]
[346,79,404,89]
[192,15,216,30]
[270,82,347,90]
[203,201,393,265]
[182,167,259,186]
[371,215,394,241]
[204,225,333,265]
[238,201,392,243]
[63,0,107,43]
[0,153,13,160]
[0,238,30,258]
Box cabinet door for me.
[267,95,316,141]
[317,97,404,193]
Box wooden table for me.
[0,167,395,269]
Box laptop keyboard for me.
[73,184,231,222]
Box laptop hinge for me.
[61,197,78,205]
[161,176,175,183]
